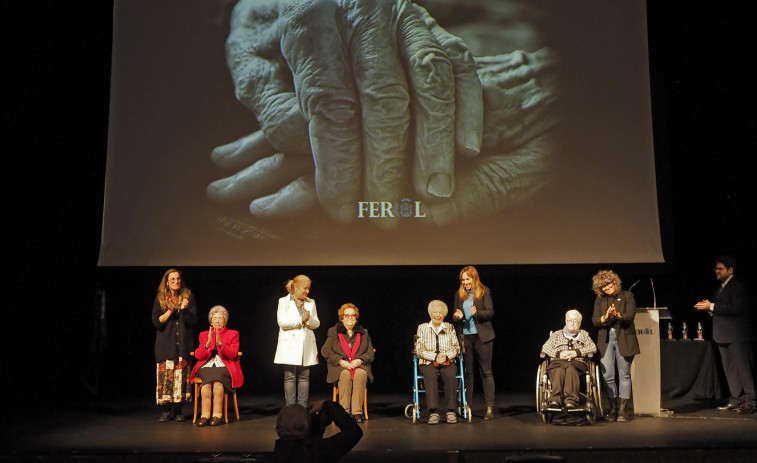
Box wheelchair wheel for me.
[535,363,543,413]
[593,363,603,417]
[405,403,418,423]
[466,404,472,422]
[585,400,596,425]
[535,360,550,415]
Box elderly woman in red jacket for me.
[190,305,244,426]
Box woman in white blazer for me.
[274,274,320,406]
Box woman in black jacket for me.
[151,268,198,422]
[591,270,640,422]
[452,265,496,420]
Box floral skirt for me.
[156,357,193,405]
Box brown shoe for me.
[209,416,223,426]
[197,417,209,427]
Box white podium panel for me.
[630,308,661,415]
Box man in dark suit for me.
[695,255,755,414]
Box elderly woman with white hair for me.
[541,309,597,409]
[190,305,244,426]
[415,300,461,424]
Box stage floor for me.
[3,393,756,462]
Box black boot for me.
[158,404,173,422]
[616,398,632,422]
[605,398,618,422]
[173,403,186,422]
[484,406,494,421]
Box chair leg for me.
[333,385,338,402]
[363,388,369,420]
[193,382,200,424]
[224,393,229,424]
[233,392,240,420]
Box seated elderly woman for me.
[190,305,243,426]
[415,300,461,424]
[540,309,597,409]
[321,303,375,423]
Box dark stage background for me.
[5,1,756,406]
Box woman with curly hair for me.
[591,270,639,422]
[152,268,198,422]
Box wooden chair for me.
[191,352,242,424]
[332,384,369,419]
[332,348,375,419]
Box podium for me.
[630,307,671,416]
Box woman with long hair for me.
[151,268,198,422]
[452,265,496,420]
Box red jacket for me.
[190,327,243,389]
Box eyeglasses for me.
[342,314,357,318]
[714,267,727,272]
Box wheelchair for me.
[404,349,472,423]
[535,352,602,424]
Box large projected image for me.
[100,0,662,266]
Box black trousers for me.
[718,342,755,404]
[547,359,588,404]
[419,363,458,412]
[463,334,496,406]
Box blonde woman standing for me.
[274,275,320,406]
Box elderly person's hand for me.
[208,0,483,225]
[208,48,558,225]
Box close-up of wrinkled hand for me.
[207,0,558,226]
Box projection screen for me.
[99,0,663,266]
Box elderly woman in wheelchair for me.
[415,300,462,424]
[538,309,599,422]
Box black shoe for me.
[483,406,494,421]
[174,413,186,422]
[209,416,223,426]
[158,411,173,422]
[565,400,579,410]
[353,414,364,423]
[604,398,618,422]
[717,401,740,411]
[738,402,755,414]
[547,400,561,409]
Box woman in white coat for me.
[274,274,320,406]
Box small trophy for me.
[667,322,674,341]
[681,322,690,341]
[695,322,704,341]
